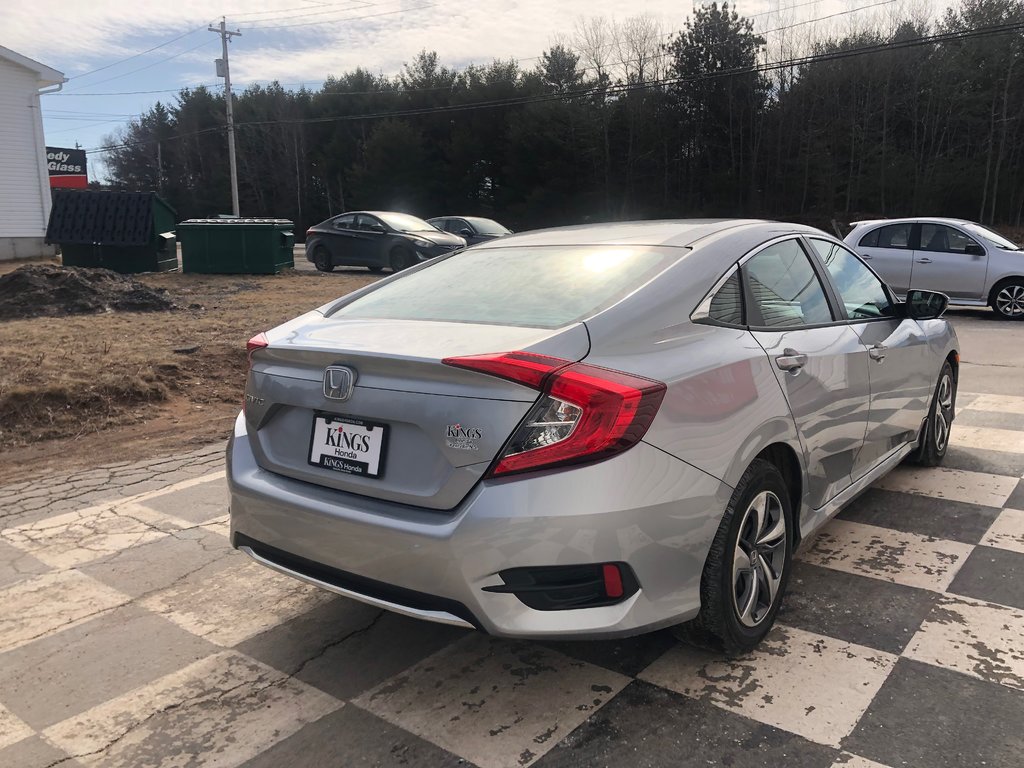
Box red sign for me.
[46,147,88,189]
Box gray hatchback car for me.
[229,220,959,654]
[844,217,1024,319]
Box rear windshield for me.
[465,217,511,235]
[376,212,435,232]
[331,245,680,328]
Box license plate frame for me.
[308,413,389,479]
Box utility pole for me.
[209,18,242,216]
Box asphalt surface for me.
[0,308,1022,768]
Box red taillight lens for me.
[443,351,666,477]
[246,332,268,368]
[441,351,570,389]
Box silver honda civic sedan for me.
[228,220,959,654]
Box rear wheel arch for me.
[756,443,803,546]
[945,350,959,411]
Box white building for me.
[0,46,65,260]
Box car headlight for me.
[411,238,432,248]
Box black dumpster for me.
[46,190,178,273]
[177,218,295,274]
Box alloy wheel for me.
[732,491,787,628]
[934,372,954,452]
[995,284,1024,317]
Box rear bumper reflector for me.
[482,562,640,610]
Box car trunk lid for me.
[244,317,589,510]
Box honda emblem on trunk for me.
[323,365,356,400]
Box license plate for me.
[308,414,388,478]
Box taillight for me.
[246,332,268,369]
[442,351,569,388]
[443,351,666,477]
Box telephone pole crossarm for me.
[209,18,242,217]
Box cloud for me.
[9,0,873,89]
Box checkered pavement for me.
[1,393,1023,768]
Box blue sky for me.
[2,0,912,180]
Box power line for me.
[47,116,140,134]
[68,24,209,81]
[84,21,1024,154]
[46,115,138,121]
[242,2,436,31]
[44,84,222,97]
[228,0,378,20]
[514,0,833,67]
[237,0,384,26]
[45,109,137,117]
[237,21,1024,124]
[86,125,224,153]
[62,38,219,93]
[299,0,896,97]
[52,0,890,101]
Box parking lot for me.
[0,308,1022,768]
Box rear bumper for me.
[227,412,730,639]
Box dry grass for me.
[0,261,377,483]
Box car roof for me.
[472,219,827,250]
[850,217,977,227]
[427,215,498,220]
[332,211,426,219]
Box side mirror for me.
[965,243,985,256]
[459,228,473,237]
[905,289,949,320]
[369,224,385,233]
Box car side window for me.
[919,224,981,254]
[449,219,469,234]
[867,223,912,249]
[743,240,834,327]
[857,228,879,247]
[355,214,381,231]
[809,238,895,320]
[333,214,356,230]
[707,271,744,325]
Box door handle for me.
[860,253,872,260]
[915,257,933,264]
[868,343,887,361]
[775,349,807,372]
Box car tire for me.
[389,247,414,272]
[990,279,1024,320]
[673,458,793,657]
[312,245,334,272]
[910,360,956,467]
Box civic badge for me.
[323,365,356,400]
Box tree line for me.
[99,0,1024,236]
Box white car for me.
[844,217,1023,319]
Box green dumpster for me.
[177,218,294,274]
[46,190,178,273]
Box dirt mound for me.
[0,265,176,321]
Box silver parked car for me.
[844,217,1023,319]
[229,220,959,654]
